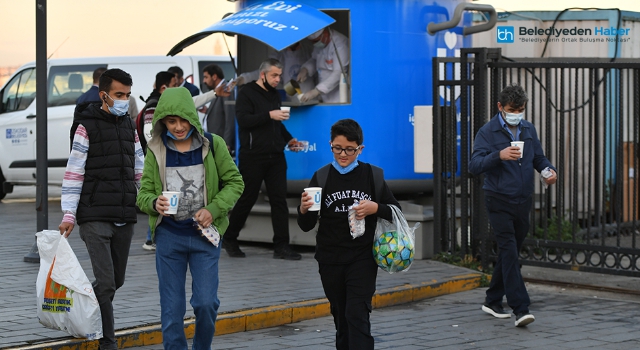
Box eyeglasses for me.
[330,145,360,156]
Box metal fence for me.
[433,47,640,276]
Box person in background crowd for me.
[168,66,200,97]
[202,64,236,155]
[76,67,107,104]
[138,71,177,251]
[297,27,349,103]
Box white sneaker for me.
[142,241,156,251]
[515,313,535,327]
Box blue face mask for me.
[166,127,195,140]
[104,93,129,117]
[313,40,327,49]
[503,111,524,126]
[331,159,359,175]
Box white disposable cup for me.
[162,191,181,215]
[289,140,309,152]
[298,140,309,152]
[511,141,524,157]
[280,106,291,113]
[304,187,322,211]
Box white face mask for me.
[503,111,524,126]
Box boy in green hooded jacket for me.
[136,87,244,349]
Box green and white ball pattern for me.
[373,231,414,272]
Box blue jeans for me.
[155,225,221,350]
[484,196,531,315]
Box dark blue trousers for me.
[484,195,531,315]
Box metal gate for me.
[433,47,640,276]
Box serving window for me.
[236,9,351,105]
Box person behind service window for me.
[297,27,350,103]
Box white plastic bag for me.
[540,166,553,189]
[348,200,365,239]
[372,205,419,273]
[36,230,103,340]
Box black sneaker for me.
[481,303,511,319]
[273,246,302,260]
[222,240,246,258]
[515,312,535,327]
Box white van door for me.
[0,67,37,185]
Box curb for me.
[7,273,484,350]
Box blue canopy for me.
[167,1,335,56]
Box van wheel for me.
[0,169,6,200]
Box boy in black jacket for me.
[298,119,399,350]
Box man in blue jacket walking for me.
[469,83,557,327]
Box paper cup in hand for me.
[511,141,524,158]
[280,106,290,119]
[289,140,309,152]
[162,191,180,214]
[304,187,322,211]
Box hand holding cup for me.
[161,191,180,215]
[510,141,524,158]
[270,108,289,121]
[300,190,315,214]
[501,142,523,161]
[304,187,322,212]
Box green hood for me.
[152,87,202,138]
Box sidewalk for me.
[4,191,640,350]
[184,283,640,349]
[0,196,483,350]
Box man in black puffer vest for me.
[59,68,144,350]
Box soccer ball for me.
[373,231,414,273]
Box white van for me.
[0,55,235,199]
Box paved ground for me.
[2,187,640,349]
[135,284,640,349]
[0,189,482,349]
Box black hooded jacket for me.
[235,81,293,158]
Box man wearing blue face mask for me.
[469,83,558,328]
[59,68,144,350]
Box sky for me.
[0,0,237,68]
[1,0,640,69]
